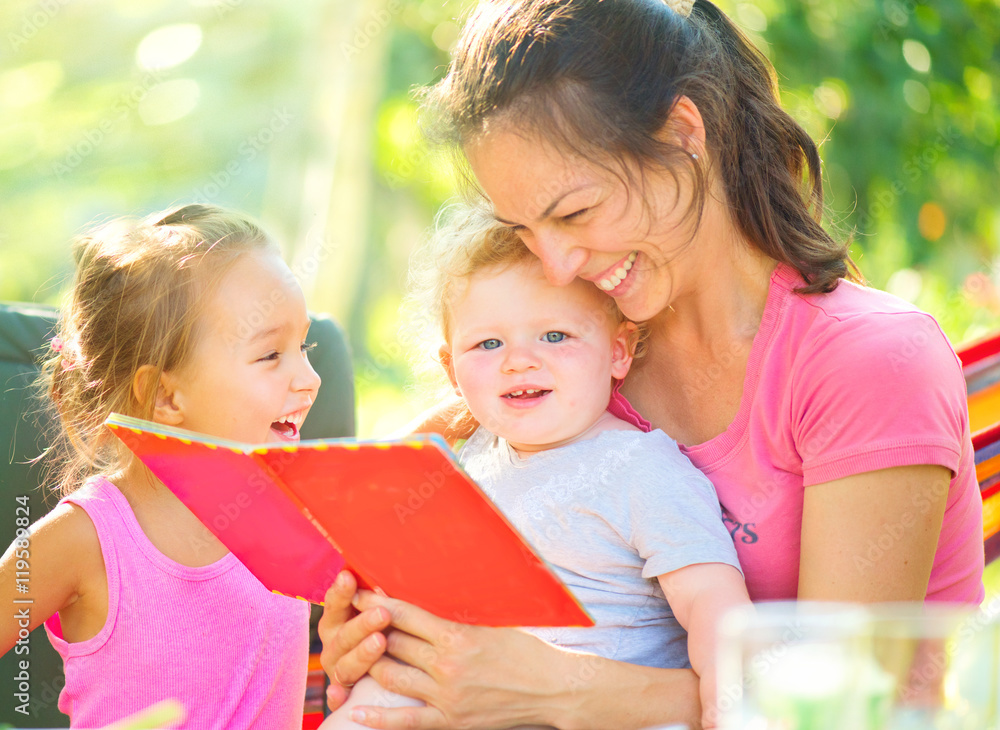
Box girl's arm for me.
[658,563,750,730]
[798,464,950,601]
[0,503,99,655]
[341,590,702,730]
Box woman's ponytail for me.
[690,0,858,293]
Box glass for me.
[717,601,873,730]
[866,602,990,730]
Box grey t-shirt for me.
[459,427,742,670]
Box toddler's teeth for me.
[610,275,621,287]
[628,251,637,262]
[623,260,632,271]
[600,279,614,291]
[615,267,627,279]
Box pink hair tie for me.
[52,337,77,371]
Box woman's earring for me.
[691,152,699,160]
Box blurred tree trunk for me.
[268,0,390,321]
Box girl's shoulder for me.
[28,500,102,564]
[31,479,118,600]
[5,500,104,630]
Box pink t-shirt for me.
[610,263,985,604]
[45,477,310,728]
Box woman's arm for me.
[390,394,477,446]
[658,563,750,730]
[798,464,950,601]
[346,591,702,730]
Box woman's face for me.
[465,128,697,322]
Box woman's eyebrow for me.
[494,185,592,225]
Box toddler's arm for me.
[0,503,101,654]
[658,562,750,730]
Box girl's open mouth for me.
[269,419,300,441]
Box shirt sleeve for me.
[791,309,968,486]
[625,434,743,579]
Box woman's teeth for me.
[599,252,637,291]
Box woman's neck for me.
[652,207,776,351]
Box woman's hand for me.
[348,590,570,729]
[318,572,393,711]
[348,592,703,730]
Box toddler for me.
[0,204,321,728]
[323,204,749,729]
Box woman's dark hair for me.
[421,0,859,294]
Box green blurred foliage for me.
[2,0,999,436]
[752,0,1000,342]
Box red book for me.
[105,414,593,627]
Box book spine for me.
[250,454,379,592]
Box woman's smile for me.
[593,251,639,292]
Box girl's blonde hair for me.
[40,203,278,495]
[404,201,641,388]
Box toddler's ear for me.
[438,345,462,396]
[134,365,184,426]
[611,322,636,380]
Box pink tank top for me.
[44,477,310,728]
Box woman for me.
[320,0,985,727]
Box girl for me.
[321,204,748,730]
[321,0,983,727]
[0,204,321,728]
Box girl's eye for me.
[301,341,317,353]
[479,338,502,350]
[562,208,589,222]
[258,351,279,362]
[544,332,567,343]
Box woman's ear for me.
[134,365,184,426]
[659,94,707,158]
[611,322,636,380]
[438,345,462,396]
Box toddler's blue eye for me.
[544,332,567,343]
[480,338,502,350]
